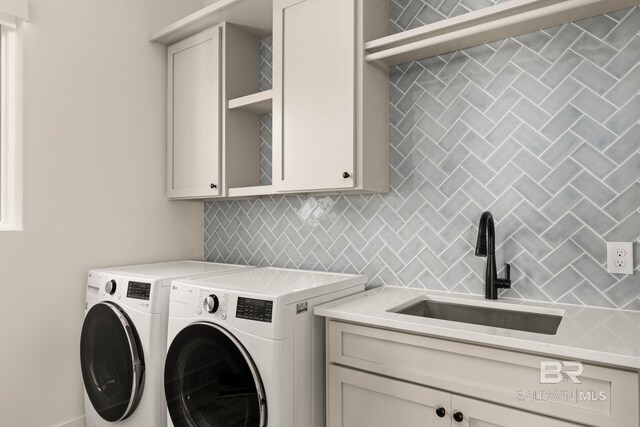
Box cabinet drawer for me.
[328,321,638,427]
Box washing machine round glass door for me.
[80,302,145,422]
[164,323,267,427]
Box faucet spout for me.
[475,211,511,299]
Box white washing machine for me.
[164,267,367,427]
[80,261,254,427]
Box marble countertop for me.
[315,286,640,370]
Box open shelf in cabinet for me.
[228,89,273,114]
[228,185,276,198]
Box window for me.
[0,22,22,230]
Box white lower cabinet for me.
[327,320,640,427]
[328,365,579,427]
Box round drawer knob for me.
[210,183,217,189]
[453,411,464,422]
[435,407,446,418]
[342,172,350,179]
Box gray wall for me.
[205,4,640,310]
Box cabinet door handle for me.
[453,411,464,422]
[210,183,217,189]
[435,407,446,418]
[342,172,350,179]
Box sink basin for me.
[392,299,562,335]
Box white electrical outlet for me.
[607,242,634,275]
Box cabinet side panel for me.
[359,0,389,193]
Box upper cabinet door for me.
[273,0,356,192]
[167,27,221,199]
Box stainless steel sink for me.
[392,299,562,335]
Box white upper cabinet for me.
[166,22,263,200]
[274,0,356,192]
[159,0,389,200]
[167,27,221,199]
[273,0,389,194]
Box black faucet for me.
[475,211,511,299]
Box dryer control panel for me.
[86,271,159,314]
[236,297,273,323]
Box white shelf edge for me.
[366,0,549,51]
[228,89,273,114]
[228,184,275,197]
[365,0,640,65]
[150,0,273,45]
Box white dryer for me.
[80,261,254,427]
[164,267,367,427]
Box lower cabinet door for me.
[451,395,582,427]
[328,365,451,427]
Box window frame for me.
[0,23,22,230]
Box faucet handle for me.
[497,264,512,289]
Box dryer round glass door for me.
[80,302,145,422]
[164,323,267,427]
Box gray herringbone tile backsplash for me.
[206,3,640,310]
[259,37,273,186]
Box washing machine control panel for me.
[127,281,151,300]
[87,271,158,313]
[236,297,273,323]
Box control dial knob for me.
[105,280,117,295]
[204,295,220,313]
